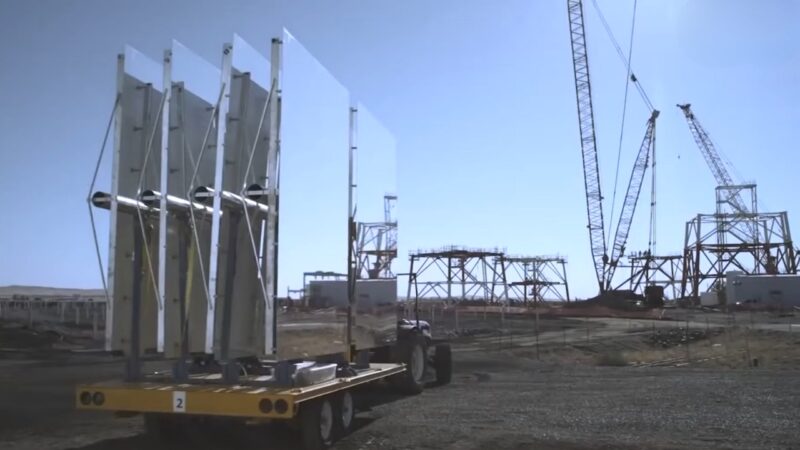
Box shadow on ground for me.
[65,416,379,450]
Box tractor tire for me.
[434,343,452,385]
[391,333,426,395]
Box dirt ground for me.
[1,312,799,450]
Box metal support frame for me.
[796,247,800,271]
[613,252,683,300]
[681,186,796,301]
[156,49,172,354]
[356,195,397,279]
[264,38,282,355]
[606,111,658,288]
[677,105,753,218]
[677,104,762,256]
[503,256,570,305]
[347,106,357,359]
[219,212,242,383]
[406,246,508,302]
[126,221,144,381]
[204,42,233,355]
[173,220,191,381]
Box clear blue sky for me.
[0,0,797,299]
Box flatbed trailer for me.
[76,362,404,420]
[74,337,448,450]
[74,328,449,449]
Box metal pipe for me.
[91,191,154,214]
[192,185,269,215]
[140,190,217,217]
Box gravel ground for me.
[339,352,800,450]
[1,317,799,450]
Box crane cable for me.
[590,0,653,113]
[595,0,639,252]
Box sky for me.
[0,0,798,299]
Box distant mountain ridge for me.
[0,285,105,298]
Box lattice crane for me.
[606,110,658,288]
[568,0,659,294]
[677,102,764,262]
[567,0,608,293]
[676,104,751,216]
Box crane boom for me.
[606,110,658,287]
[676,104,750,216]
[567,0,608,292]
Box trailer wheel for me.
[300,398,335,450]
[434,343,452,385]
[333,390,355,436]
[391,333,426,394]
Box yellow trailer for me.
[76,363,404,420]
[75,330,450,449]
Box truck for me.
[76,33,451,449]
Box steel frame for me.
[681,186,796,300]
[796,247,800,271]
[407,247,508,302]
[503,256,570,305]
[613,252,683,300]
[356,195,397,279]
[606,112,658,288]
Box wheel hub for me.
[319,400,333,440]
[341,391,354,429]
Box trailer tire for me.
[333,390,355,437]
[300,398,335,450]
[391,333,426,394]
[434,343,452,385]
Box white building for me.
[724,271,800,308]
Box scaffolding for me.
[796,247,800,272]
[681,185,796,300]
[503,256,570,304]
[407,246,507,302]
[356,195,397,279]
[613,252,683,300]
